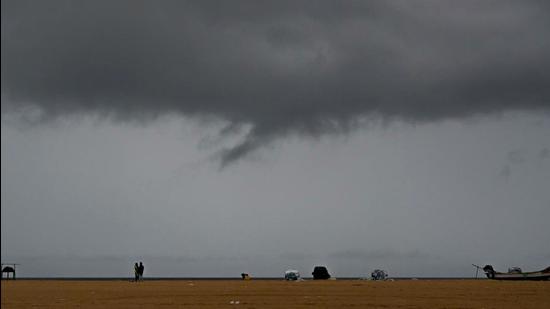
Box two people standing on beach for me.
[134,261,144,282]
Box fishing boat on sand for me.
[481,265,550,281]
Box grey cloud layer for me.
[2,0,550,164]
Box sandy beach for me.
[2,279,549,308]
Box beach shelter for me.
[312,266,331,280]
[284,270,300,281]
[1,264,18,280]
[371,269,388,280]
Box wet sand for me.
[2,279,549,308]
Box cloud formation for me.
[2,0,550,165]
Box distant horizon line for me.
[1,276,479,281]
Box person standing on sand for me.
[138,261,144,280]
[134,262,139,282]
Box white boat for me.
[482,265,550,281]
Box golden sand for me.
[2,279,549,308]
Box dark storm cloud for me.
[2,0,550,165]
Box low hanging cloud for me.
[2,0,550,166]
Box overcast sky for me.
[2,0,549,277]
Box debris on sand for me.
[241,273,251,280]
